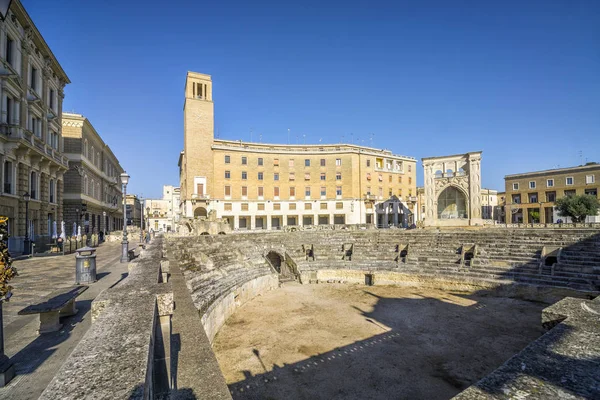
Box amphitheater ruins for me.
[36,222,600,399]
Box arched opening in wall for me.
[194,207,207,218]
[456,168,466,176]
[218,231,226,235]
[446,169,454,177]
[435,170,443,178]
[437,186,468,219]
[266,251,283,273]
[200,232,209,236]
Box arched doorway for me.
[194,207,207,218]
[266,251,283,273]
[437,186,468,219]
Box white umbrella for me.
[77,226,81,241]
[60,221,66,240]
[52,221,58,239]
[72,222,77,237]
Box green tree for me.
[529,211,540,223]
[555,194,600,223]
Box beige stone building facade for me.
[126,194,141,227]
[62,113,124,236]
[0,0,70,252]
[504,163,600,223]
[179,72,417,230]
[416,186,499,222]
[144,185,180,232]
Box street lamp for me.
[22,192,31,255]
[120,172,130,263]
[139,197,144,244]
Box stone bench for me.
[18,285,88,334]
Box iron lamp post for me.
[22,192,30,255]
[139,197,144,243]
[120,173,130,263]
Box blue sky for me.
[24,0,600,198]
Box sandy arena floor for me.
[213,283,546,400]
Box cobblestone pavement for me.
[0,239,138,400]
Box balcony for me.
[192,194,210,200]
[408,196,418,202]
[363,194,377,201]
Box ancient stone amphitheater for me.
[41,227,600,400]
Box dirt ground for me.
[213,283,546,400]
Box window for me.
[224,186,231,196]
[273,203,281,210]
[367,159,371,167]
[258,158,263,166]
[289,173,295,181]
[388,175,392,183]
[224,155,230,164]
[336,173,342,181]
[320,159,326,167]
[3,161,13,194]
[529,181,536,189]
[258,172,263,180]
[586,175,595,184]
[547,179,554,187]
[336,202,343,209]
[224,203,232,211]
[512,183,519,190]
[257,203,265,211]
[30,171,37,199]
[241,186,248,196]
[289,187,295,197]
[289,203,296,210]
[320,187,326,197]
[274,173,279,181]
[336,186,342,196]
[585,188,597,196]
[304,173,310,180]
[241,156,247,165]
[289,159,294,167]
[546,191,556,202]
[49,88,55,110]
[30,66,38,91]
[408,177,412,184]
[512,194,521,204]
[528,193,538,203]
[336,158,341,166]
[389,189,393,197]
[305,159,310,167]
[49,179,55,203]
[241,203,249,211]
[320,203,327,210]
[274,158,279,166]
[305,187,311,197]
[242,171,247,180]
[305,203,312,210]
[564,189,576,197]
[5,35,14,67]
[258,187,264,197]
[379,187,383,197]
[225,170,231,179]
[408,165,412,172]
[5,96,12,125]
[566,177,574,185]
[320,173,326,181]
[398,176,402,184]
[274,187,280,197]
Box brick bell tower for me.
[182,72,214,217]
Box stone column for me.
[468,155,483,225]
[57,178,64,224]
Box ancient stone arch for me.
[194,207,208,218]
[422,152,483,226]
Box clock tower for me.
[182,72,214,217]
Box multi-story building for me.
[144,185,181,232]
[178,72,417,230]
[62,113,124,235]
[0,0,70,252]
[125,194,141,226]
[504,163,600,223]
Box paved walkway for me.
[0,240,139,400]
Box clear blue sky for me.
[24,0,600,198]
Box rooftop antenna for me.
[250,128,253,143]
[288,128,290,145]
[259,133,262,143]
[579,150,583,166]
